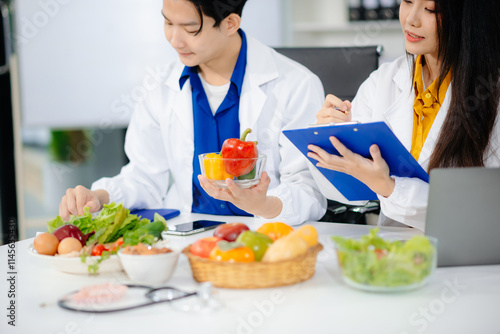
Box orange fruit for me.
[256,222,293,241]
[294,225,318,247]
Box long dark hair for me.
[427,0,500,169]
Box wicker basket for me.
[182,243,323,289]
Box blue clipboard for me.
[283,121,429,201]
[130,209,180,221]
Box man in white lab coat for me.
[59,0,327,225]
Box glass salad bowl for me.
[332,229,437,292]
[199,153,267,189]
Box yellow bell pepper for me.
[204,153,234,180]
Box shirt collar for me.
[179,29,247,95]
[179,65,195,90]
[413,55,425,98]
[413,55,452,106]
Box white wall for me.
[287,0,405,62]
[15,0,283,129]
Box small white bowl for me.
[118,247,180,285]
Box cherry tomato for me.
[190,237,222,258]
[213,222,250,242]
[256,222,294,241]
[91,244,109,256]
[110,238,124,253]
[374,249,388,260]
[209,244,255,263]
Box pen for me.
[334,106,349,115]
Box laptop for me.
[425,167,500,267]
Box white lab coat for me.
[91,34,327,225]
[311,56,500,231]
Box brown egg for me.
[34,232,59,255]
[58,237,83,255]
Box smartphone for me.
[163,220,226,236]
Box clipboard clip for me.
[308,121,360,128]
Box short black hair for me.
[186,0,247,35]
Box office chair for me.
[274,45,383,223]
[274,45,382,100]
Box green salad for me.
[47,202,167,246]
[47,202,168,274]
[332,229,436,288]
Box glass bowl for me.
[199,153,267,189]
[332,233,437,292]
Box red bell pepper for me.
[221,128,258,176]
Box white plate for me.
[28,245,123,275]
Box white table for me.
[1,213,499,334]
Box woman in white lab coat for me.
[59,0,327,225]
[308,0,500,231]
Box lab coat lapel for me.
[238,35,279,133]
[382,65,414,151]
[163,65,195,211]
[164,63,194,138]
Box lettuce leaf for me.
[46,203,168,247]
[332,228,436,287]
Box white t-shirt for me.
[198,74,231,115]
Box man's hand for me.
[59,186,109,221]
[197,172,283,219]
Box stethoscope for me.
[58,283,216,313]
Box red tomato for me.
[91,244,109,256]
[190,237,222,258]
[110,238,124,253]
[213,222,250,242]
[374,249,388,260]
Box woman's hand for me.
[59,186,109,221]
[197,171,283,219]
[307,137,395,197]
[316,94,352,124]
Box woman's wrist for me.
[378,176,395,198]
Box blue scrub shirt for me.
[179,30,251,216]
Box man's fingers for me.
[74,185,88,216]
[65,188,78,218]
[252,171,271,192]
[59,196,69,221]
[198,175,230,200]
[84,199,101,213]
[225,178,242,198]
